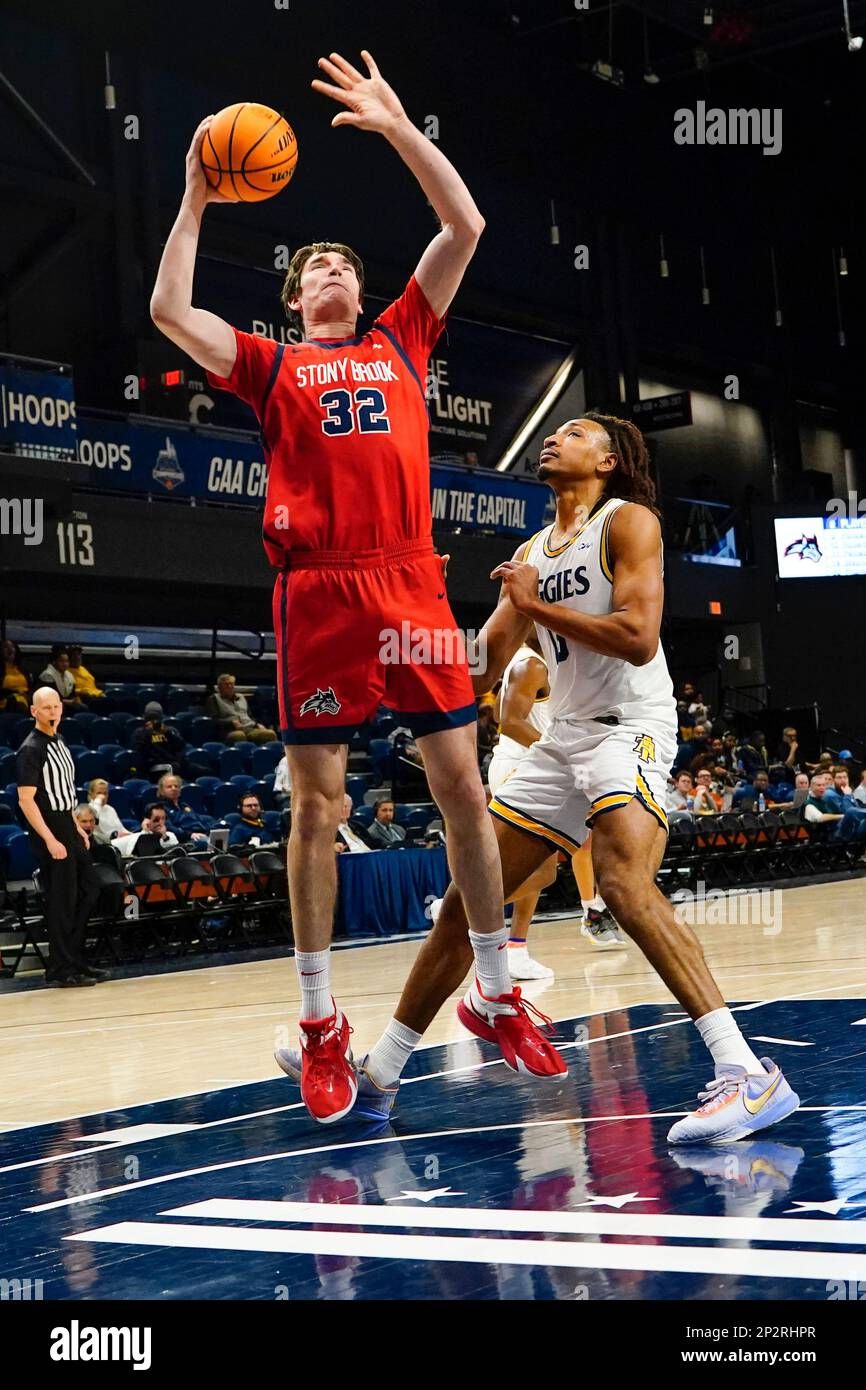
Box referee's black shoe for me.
[79,964,111,982]
[45,973,97,988]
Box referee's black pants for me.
[34,813,101,979]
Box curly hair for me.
[584,411,659,516]
[279,241,365,334]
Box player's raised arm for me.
[495,504,664,667]
[468,542,534,697]
[312,49,485,317]
[150,118,237,378]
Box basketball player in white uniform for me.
[352,413,799,1145]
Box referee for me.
[15,687,106,987]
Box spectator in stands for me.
[114,803,181,858]
[228,794,274,849]
[666,770,694,812]
[688,691,712,732]
[273,754,292,810]
[717,730,739,774]
[38,647,83,709]
[367,798,407,848]
[854,768,866,807]
[775,726,800,777]
[802,773,847,831]
[692,768,723,814]
[1,638,32,711]
[132,703,192,778]
[155,773,211,843]
[334,794,374,853]
[673,723,710,774]
[806,751,834,776]
[67,645,104,702]
[732,768,772,811]
[735,731,768,779]
[87,778,128,844]
[792,772,811,807]
[73,804,120,871]
[831,765,854,800]
[205,674,276,744]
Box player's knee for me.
[433,772,487,823]
[289,791,342,840]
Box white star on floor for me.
[784,1198,851,1216]
[576,1192,658,1209]
[388,1187,466,1203]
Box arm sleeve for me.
[15,744,42,788]
[803,803,822,823]
[374,275,446,377]
[206,328,281,415]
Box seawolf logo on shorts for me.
[299,686,342,717]
[633,734,656,763]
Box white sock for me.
[695,1007,764,1074]
[581,894,606,914]
[469,926,512,999]
[295,948,332,1022]
[365,1017,422,1088]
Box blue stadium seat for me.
[249,780,276,810]
[97,742,125,758]
[263,811,283,838]
[111,750,137,782]
[219,745,251,779]
[65,744,89,762]
[195,775,223,795]
[134,684,160,701]
[212,783,243,818]
[353,805,375,826]
[0,751,17,784]
[185,745,217,772]
[191,716,218,744]
[201,741,226,759]
[217,813,241,826]
[74,751,109,782]
[229,773,257,791]
[250,744,282,779]
[123,778,153,798]
[8,832,35,878]
[264,741,284,754]
[86,717,119,747]
[368,738,392,779]
[4,783,18,806]
[13,715,35,744]
[174,782,207,814]
[111,712,139,740]
[346,774,373,806]
[395,803,435,830]
[0,804,15,824]
[0,824,23,851]
[106,786,132,819]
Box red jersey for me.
[207,275,444,563]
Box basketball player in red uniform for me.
[151,50,555,1123]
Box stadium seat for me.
[262,811,283,838]
[210,852,256,902]
[110,750,136,782]
[0,751,17,784]
[75,751,109,782]
[185,745,217,772]
[111,712,139,740]
[249,779,276,810]
[106,786,133,819]
[4,783,18,806]
[191,716,218,744]
[195,775,223,795]
[177,782,208,815]
[70,711,98,732]
[169,855,218,904]
[229,773,257,791]
[353,804,375,826]
[250,744,282,779]
[0,804,14,824]
[368,738,392,779]
[6,831,35,879]
[96,743,125,758]
[346,774,373,806]
[65,744,89,762]
[219,745,251,779]
[212,783,243,818]
[86,717,119,747]
[201,741,226,758]
[13,715,35,744]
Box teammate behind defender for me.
[151,49,554,1124]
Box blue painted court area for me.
[2,998,865,1301]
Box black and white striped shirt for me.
[16,730,77,815]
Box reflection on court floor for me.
[2,999,865,1301]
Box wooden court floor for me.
[2,876,864,1133]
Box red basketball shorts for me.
[272,538,476,745]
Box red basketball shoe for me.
[457,982,568,1079]
[297,1005,358,1123]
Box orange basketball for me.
[201,102,298,203]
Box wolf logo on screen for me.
[783,535,822,563]
[299,686,342,717]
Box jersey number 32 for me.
[319,388,391,436]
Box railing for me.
[821,726,866,761]
[719,684,771,715]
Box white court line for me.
[167,1198,866,1245]
[65,1220,866,1282]
[22,1113,684,1213]
[750,1037,814,1047]
[5,976,866,1165]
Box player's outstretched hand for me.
[185,117,235,205]
[312,50,406,135]
[490,560,540,613]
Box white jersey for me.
[520,496,676,728]
[492,645,550,765]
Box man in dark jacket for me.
[132,702,188,778]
